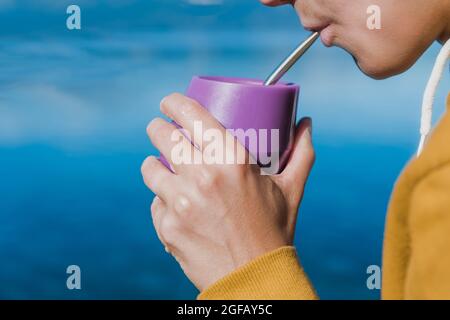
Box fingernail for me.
[160,96,171,117]
[152,195,161,206]
[146,118,159,135]
[305,117,312,136]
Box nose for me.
[259,0,293,7]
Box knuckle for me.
[196,168,220,191]
[179,100,197,115]
[173,195,192,218]
[180,98,202,114]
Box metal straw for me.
[264,32,319,86]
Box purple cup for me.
[161,76,299,174]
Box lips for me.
[303,24,329,32]
[319,26,333,47]
[304,24,333,47]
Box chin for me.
[357,62,393,80]
[355,56,416,80]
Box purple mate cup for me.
[161,76,299,174]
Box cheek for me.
[342,2,432,79]
[342,29,401,79]
[295,0,342,23]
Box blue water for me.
[0,1,448,299]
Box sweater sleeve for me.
[197,246,318,300]
[404,163,450,299]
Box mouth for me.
[304,24,333,47]
[304,23,328,32]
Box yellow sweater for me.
[198,93,450,300]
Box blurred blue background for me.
[0,0,448,299]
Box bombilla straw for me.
[264,32,319,86]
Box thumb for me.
[273,117,315,203]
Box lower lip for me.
[320,27,333,47]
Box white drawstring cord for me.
[417,39,450,156]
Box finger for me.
[150,197,175,255]
[150,196,166,246]
[273,117,315,200]
[146,118,202,173]
[141,155,177,202]
[159,93,247,159]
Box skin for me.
[264,0,450,79]
[142,94,314,289]
[142,1,450,291]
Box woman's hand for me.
[141,93,315,291]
